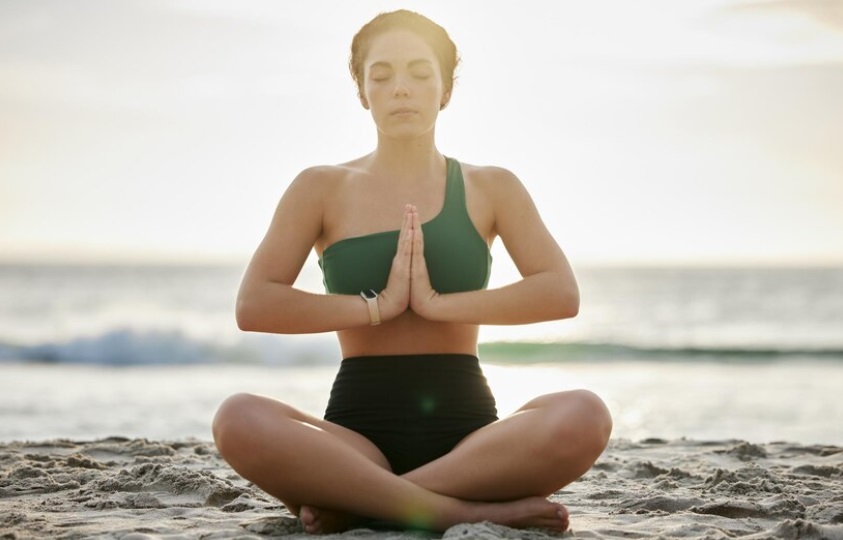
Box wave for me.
[0,328,338,366]
[1,329,842,366]
[478,341,843,363]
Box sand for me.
[0,437,841,540]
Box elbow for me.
[531,271,580,322]
[551,275,580,320]
[235,294,265,332]
[235,298,256,331]
[559,288,580,319]
[235,285,299,334]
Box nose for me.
[392,74,410,97]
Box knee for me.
[212,392,261,458]
[548,389,613,461]
[575,389,613,452]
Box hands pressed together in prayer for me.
[378,204,442,322]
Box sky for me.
[1,0,842,269]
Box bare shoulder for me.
[295,156,373,187]
[287,164,347,194]
[459,161,531,203]
[281,163,366,212]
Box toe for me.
[300,506,322,534]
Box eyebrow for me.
[369,59,434,70]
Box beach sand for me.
[1,437,841,539]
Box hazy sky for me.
[2,0,842,268]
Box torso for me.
[312,155,498,359]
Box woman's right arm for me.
[236,167,355,334]
[235,168,410,334]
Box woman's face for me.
[360,29,448,139]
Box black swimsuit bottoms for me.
[324,354,499,475]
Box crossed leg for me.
[212,389,611,534]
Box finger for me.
[411,207,423,246]
[397,206,411,243]
[411,217,431,284]
[403,211,415,257]
[411,209,425,267]
[394,208,412,259]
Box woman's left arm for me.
[410,166,580,325]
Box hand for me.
[377,205,413,321]
[408,206,441,318]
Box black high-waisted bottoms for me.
[324,354,499,475]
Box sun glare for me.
[1,1,841,265]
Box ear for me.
[440,91,451,110]
[358,92,370,110]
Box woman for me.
[213,9,612,535]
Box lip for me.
[390,108,418,115]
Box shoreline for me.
[4,361,843,447]
[1,437,841,539]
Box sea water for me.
[1,263,842,444]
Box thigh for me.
[512,389,611,422]
[424,389,610,499]
[215,392,391,471]
[269,394,393,471]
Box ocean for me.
[1,263,842,445]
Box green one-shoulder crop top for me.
[319,157,492,295]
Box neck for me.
[370,131,443,179]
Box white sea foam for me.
[1,264,842,445]
[1,264,842,365]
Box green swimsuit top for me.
[319,157,492,295]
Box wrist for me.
[375,288,409,322]
[359,289,381,326]
[413,289,444,321]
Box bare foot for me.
[299,505,361,535]
[301,497,568,534]
[468,497,569,532]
